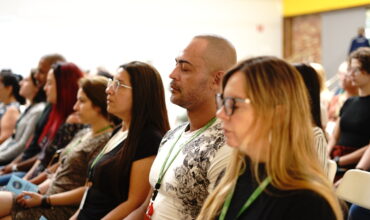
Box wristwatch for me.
[41,195,51,208]
[334,156,340,167]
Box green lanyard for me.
[95,125,113,134]
[88,125,114,169]
[219,176,271,220]
[151,117,217,201]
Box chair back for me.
[336,169,370,209]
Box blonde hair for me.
[197,56,343,220]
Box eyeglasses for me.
[107,78,132,91]
[216,93,251,116]
[348,67,363,76]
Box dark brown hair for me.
[79,76,109,119]
[79,76,121,126]
[41,53,66,67]
[0,69,25,104]
[349,47,370,75]
[96,61,170,200]
[293,63,322,129]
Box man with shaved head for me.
[125,35,236,220]
[35,53,66,87]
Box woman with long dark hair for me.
[294,63,328,172]
[75,61,170,219]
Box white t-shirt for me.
[102,129,128,153]
[313,126,328,173]
[149,119,232,220]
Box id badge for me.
[144,200,154,220]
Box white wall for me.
[0,0,282,124]
[322,7,367,87]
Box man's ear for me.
[213,70,224,88]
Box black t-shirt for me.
[337,95,370,148]
[222,167,336,220]
[78,126,163,220]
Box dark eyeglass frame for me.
[216,93,251,116]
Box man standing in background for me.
[349,27,370,54]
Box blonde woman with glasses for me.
[197,56,343,220]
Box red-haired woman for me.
[0,62,84,185]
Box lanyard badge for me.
[144,184,160,219]
[144,200,154,219]
[144,118,216,220]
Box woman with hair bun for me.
[0,70,25,145]
[0,70,46,165]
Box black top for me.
[337,95,370,148]
[222,165,336,220]
[39,123,86,166]
[21,103,52,161]
[77,126,163,220]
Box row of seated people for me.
[301,53,370,219]
[309,58,369,182]
[0,69,27,164]
[0,35,368,220]
[296,58,369,180]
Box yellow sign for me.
[284,0,370,17]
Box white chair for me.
[327,159,337,182]
[336,169,370,209]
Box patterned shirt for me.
[149,119,232,220]
[47,128,111,195]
